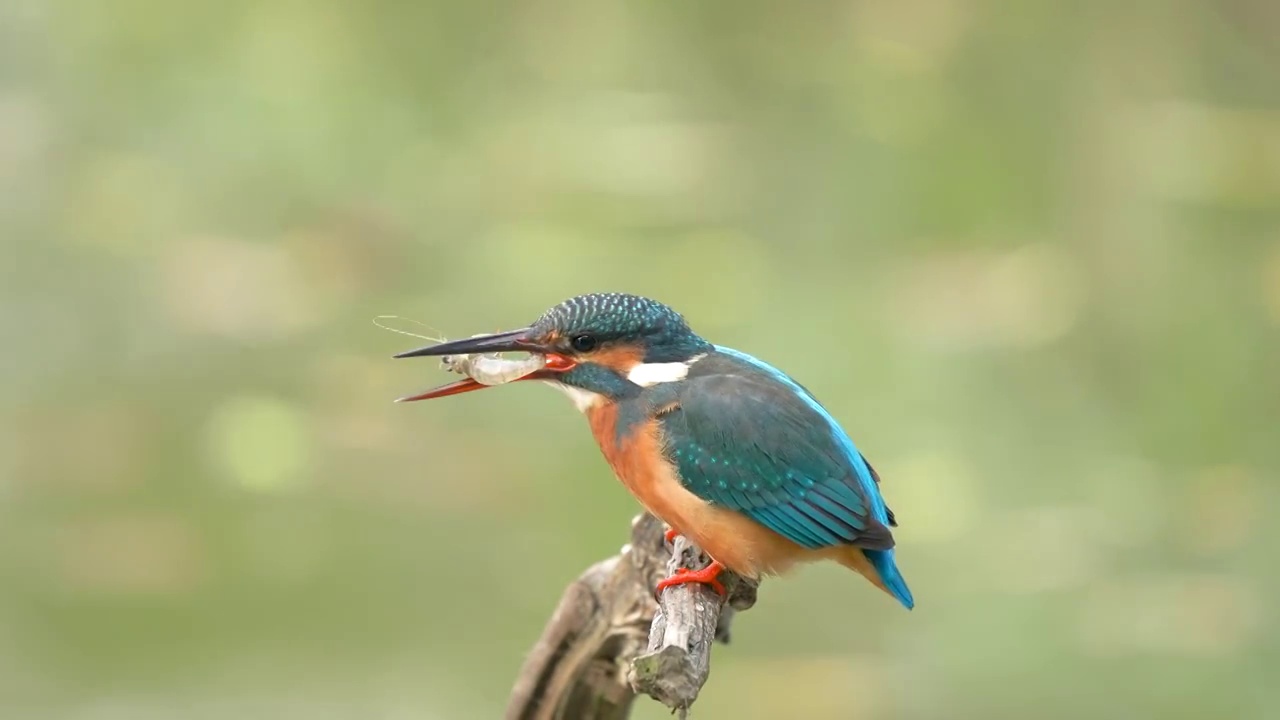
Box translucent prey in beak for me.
[393,329,577,402]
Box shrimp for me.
[374,316,545,386]
[441,339,546,386]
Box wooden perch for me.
[505,513,759,719]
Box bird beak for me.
[393,328,534,359]
[391,327,571,402]
[394,379,495,402]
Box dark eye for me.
[569,334,597,352]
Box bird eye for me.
[569,334,597,352]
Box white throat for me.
[543,381,605,412]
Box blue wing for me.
[653,349,896,551]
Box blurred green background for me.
[3,1,1279,718]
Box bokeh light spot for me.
[205,396,311,493]
[1077,574,1260,657]
[161,237,317,340]
[887,243,1085,351]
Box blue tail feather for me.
[865,548,914,610]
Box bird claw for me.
[663,527,679,545]
[654,561,727,600]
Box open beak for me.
[392,328,570,402]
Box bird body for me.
[574,348,913,608]
[394,293,914,610]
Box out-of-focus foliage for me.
[2,1,1278,718]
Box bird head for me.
[394,293,713,407]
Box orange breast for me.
[586,407,816,580]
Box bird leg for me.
[663,526,679,544]
[655,560,727,599]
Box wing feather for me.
[657,369,895,551]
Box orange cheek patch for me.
[591,345,644,373]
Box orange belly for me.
[588,408,826,580]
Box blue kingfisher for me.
[394,293,913,608]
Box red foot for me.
[655,561,727,600]
[663,527,680,544]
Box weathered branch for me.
[504,513,758,719]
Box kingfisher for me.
[393,293,913,609]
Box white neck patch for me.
[626,353,706,387]
[543,381,605,412]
